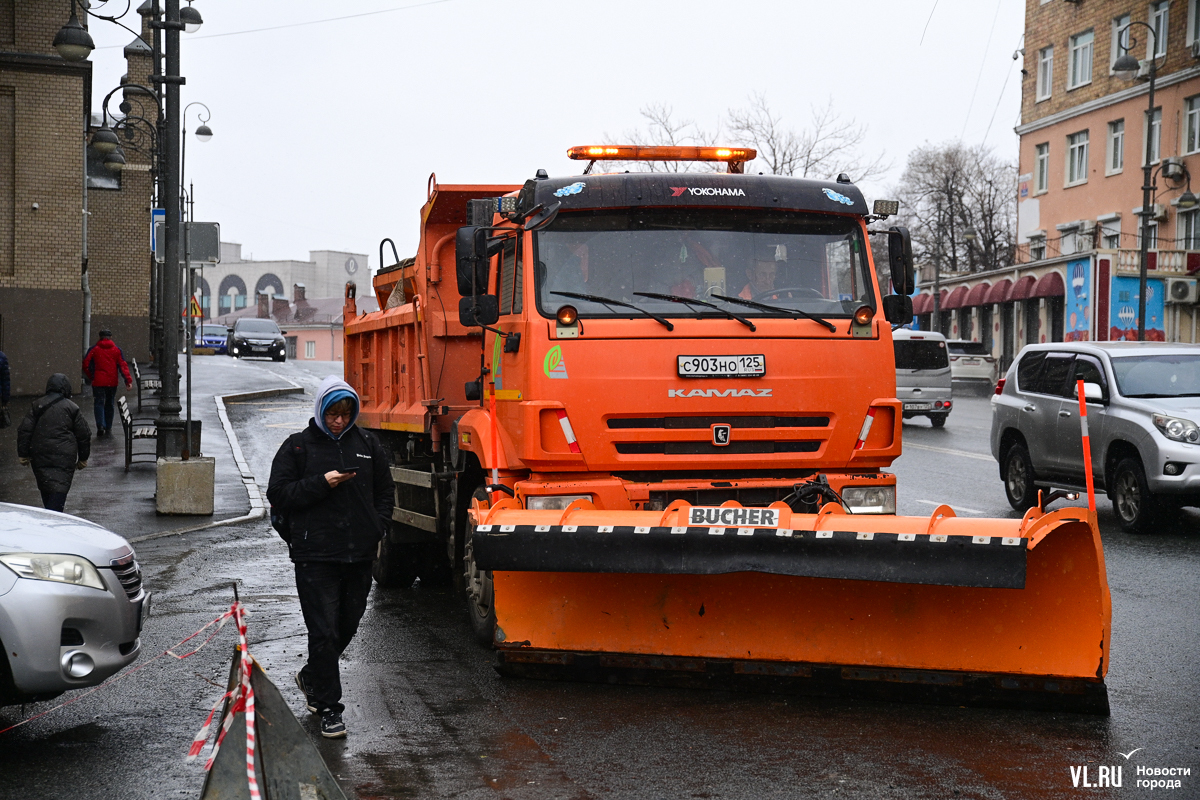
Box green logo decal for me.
[491,334,503,390]
[544,345,568,379]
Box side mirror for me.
[455,226,490,296]
[280,330,288,335]
[882,294,914,324]
[524,200,561,231]
[887,226,915,296]
[458,294,499,327]
[1075,381,1105,402]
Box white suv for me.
[990,342,1200,533]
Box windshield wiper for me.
[711,293,836,332]
[632,292,756,331]
[550,291,675,331]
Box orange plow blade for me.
[472,501,1112,714]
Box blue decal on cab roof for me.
[822,188,854,206]
[554,181,586,198]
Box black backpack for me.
[270,434,306,543]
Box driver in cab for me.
[739,245,784,300]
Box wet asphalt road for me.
[1,359,1197,799]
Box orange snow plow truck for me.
[344,145,1111,714]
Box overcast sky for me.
[84,0,1025,284]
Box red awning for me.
[912,293,931,315]
[984,279,1012,304]
[964,282,992,307]
[943,285,970,310]
[1010,275,1037,300]
[1031,270,1065,298]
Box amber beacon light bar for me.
[567,145,757,173]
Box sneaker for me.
[320,710,346,739]
[295,671,319,714]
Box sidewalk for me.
[0,354,303,540]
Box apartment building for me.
[913,0,1200,366]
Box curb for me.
[128,385,305,543]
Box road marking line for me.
[904,442,994,461]
[914,499,987,515]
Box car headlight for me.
[841,486,897,514]
[0,553,107,590]
[525,494,591,510]
[1152,413,1200,444]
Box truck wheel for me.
[1112,457,1159,534]
[1003,443,1038,511]
[463,486,496,646]
[372,535,420,588]
[930,414,947,428]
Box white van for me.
[893,328,953,428]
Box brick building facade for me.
[0,1,154,395]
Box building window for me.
[1145,107,1162,164]
[1139,219,1159,248]
[1100,217,1122,248]
[1107,120,1125,173]
[1037,46,1054,101]
[1150,1,1169,58]
[1192,0,1200,43]
[1187,97,1200,154]
[1069,30,1094,88]
[1113,14,1132,68]
[1030,235,1047,261]
[1179,209,1200,248]
[286,337,297,360]
[1035,143,1050,193]
[1067,131,1089,185]
[305,340,316,359]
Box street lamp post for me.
[1114,23,1162,342]
[181,102,212,460]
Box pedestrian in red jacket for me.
[81,329,132,437]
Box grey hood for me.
[312,375,360,439]
[0,503,133,566]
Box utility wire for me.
[960,0,1004,139]
[919,0,940,46]
[982,32,1026,145]
[97,0,456,48]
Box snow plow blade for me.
[473,501,1111,714]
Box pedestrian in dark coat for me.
[16,374,91,512]
[266,375,392,739]
[81,329,132,436]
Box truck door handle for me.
[1059,410,1071,418]
[1023,404,1036,412]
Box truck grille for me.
[110,554,143,600]
[615,441,819,455]
[608,415,829,429]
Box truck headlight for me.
[525,494,590,510]
[0,553,107,591]
[841,486,896,514]
[1152,413,1200,444]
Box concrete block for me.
[156,457,215,515]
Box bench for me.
[131,358,161,413]
[117,396,157,472]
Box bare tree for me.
[892,142,1015,275]
[602,103,722,173]
[727,94,889,182]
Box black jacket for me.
[16,374,91,494]
[266,420,393,563]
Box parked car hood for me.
[1122,396,1200,418]
[0,503,133,564]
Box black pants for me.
[294,560,373,714]
[39,487,68,513]
[93,386,116,432]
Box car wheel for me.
[1111,457,1159,534]
[1004,443,1038,511]
[463,486,496,646]
[930,414,947,428]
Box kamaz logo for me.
[669,388,772,397]
[669,187,747,197]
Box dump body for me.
[344,167,1112,712]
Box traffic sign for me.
[188,297,203,317]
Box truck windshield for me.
[534,209,873,320]
[1110,353,1200,397]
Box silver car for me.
[0,503,148,705]
[893,328,954,427]
[990,343,1200,533]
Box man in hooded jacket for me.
[81,328,132,436]
[16,374,91,512]
[267,376,392,739]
